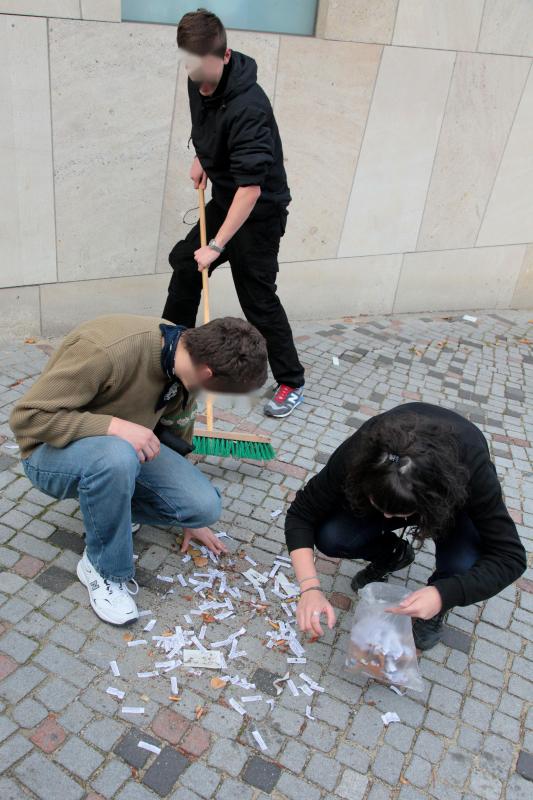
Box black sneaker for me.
[412,611,448,651]
[350,538,415,592]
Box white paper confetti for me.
[270,508,283,518]
[381,711,401,726]
[138,741,161,755]
[106,687,125,700]
[390,685,406,696]
[170,676,179,695]
[252,730,268,751]
[305,705,315,720]
[229,697,247,716]
[143,619,157,632]
[109,660,120,677]
[240,695,262,703]
[156,575,174,583]
[138,610,153,617]
[137,670,159,678]
[127,639,147,647]
[287,679,299,697]
[183,649,225,669]
[332,355,340,366]
[177,574,187,587]
[462,314,478,323]
[121,707,144,714]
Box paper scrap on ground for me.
[252,730,268,751]
[109,660,120,677]
[138,741,161,755]
[106,687,125,700]
[462,314,477,322]
[143,619,157,632]
[332,355,340,366]
[273,671,290,696]
[390,685,406,696]
[121,706,145,714]
[381,711,401,726]
[183,649,225,669]
[229,697,246,716]
[305,705,315,720]
[270,509,283,518]
[127,639,147,647]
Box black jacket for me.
[188,51,291,218]
[285,403,527,612]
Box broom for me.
[192,187,276,461]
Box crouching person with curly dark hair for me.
[285,403,527,651]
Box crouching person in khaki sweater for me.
[10,314,267,625]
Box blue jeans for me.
[315,510,481,585]
[22,437,221,582]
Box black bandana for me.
[156,324,189,411]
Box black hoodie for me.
[188,51,291,218]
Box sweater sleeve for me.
[432,454,527,611]
[227,106,274,188]
[285,436,355,552]
[10,337,114,451]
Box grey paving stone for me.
[36,676,79,712]
[276,772,321,800]
[242,755,281,793]
[91,759,132,796]
[143,746,190,797]
[405,754,432,788]
[0,664,46,704]
[469,769,502,800]
[279,739,309,773]
[14,751,84,800]
[48,528,85,555]
[54,734,104,779]
[0,775,31,800]
[0,630,38,662]
[305,751,341,791]
[335,767,369,800]
[250,667,281,697]
[0,715,16,743]
[440,625,472,654]
[82,717,125,750]
[372,744,405,785]
[215,778,254,800]
[11,697,48,728]
[207,737,248,777]
[35,565,76,593]
[57,700,94,734]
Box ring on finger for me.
[311,611,321,616]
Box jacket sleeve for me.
[10,337,114,450]
[285,437,355,552]
[432,454,527,611]
[227,105,274,188]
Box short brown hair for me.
[177,8,227,56]
[183,317,267,393]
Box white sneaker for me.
[77,550,139,626]
[132,523,141,534]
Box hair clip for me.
[388,453,400,463]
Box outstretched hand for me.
[387,586,442,619]
[180,527,228,557]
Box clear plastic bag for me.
[345,582,424,692]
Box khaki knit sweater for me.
[10,315,195,460]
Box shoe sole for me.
[77,560,138,627]
[264,395,304,418]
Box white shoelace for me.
[104,577,139,596]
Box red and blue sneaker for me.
[263,384,304,418]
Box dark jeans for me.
[162,199,305,389]
[315,510,481,585]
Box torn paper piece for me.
[381,711,401,726]
[462,314,477,323]
[198,624,207,641]
[137,671,159,679]
[287,657,306,664]
[271,508,283,519]
[273,671,290,696]
[332,355,340,366]
[156,575,173,583]
[240,695,262,703]
[390,685,406,696]
[281,603,293,618]
[182,554,191,563]
[252,730,268,751]
[244,555,257,566]
[106,687,125,700]
[184,614,192,625]
[138,741,161,755]
[183,649,225,669]
[299,684,314,697]
[143,619,157,632]
[177,574,187,587]
[121,707,144,714]
[243,568,268,585]
[127,639,147,647]
[138,610,153,617]
[305,705,315,720]
[299,673,325,692]
[287,679,299,697]
[171,676,179,695]
[265,698,275,710]
[229,698,247,716]
[109,660,120,677]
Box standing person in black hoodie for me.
[285,403,527,651]
[162,9,305,418]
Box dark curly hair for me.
[344,412,470,541]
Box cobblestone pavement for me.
[0,310,532,800]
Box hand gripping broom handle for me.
[198,187,214,432]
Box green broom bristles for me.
[193,434,275,461]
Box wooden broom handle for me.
[198,187,214,432]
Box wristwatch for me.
[208,238,225,254]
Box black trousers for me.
[315,510,481,586]
[162,200,305,389]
